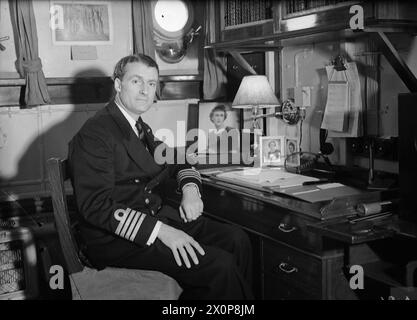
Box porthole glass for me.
[154,0,189,33]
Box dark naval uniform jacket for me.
[68,99,202,250]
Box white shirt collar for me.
[115,95,139,137]
[213,128,226,135]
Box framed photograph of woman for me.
[260,136,284,167]
[285,137,300,167]
[197,102,240,154]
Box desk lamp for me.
[232,75,305,129]
[232,75,279,161]
[232,75,279,131]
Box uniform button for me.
[134,179,140,183]
[148,189,152,194]
[145,198,150,204]
[151,210,155,215]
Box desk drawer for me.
[263,272,320,300]
[267,211,321,253]
[202,186,323,252]
[262,239,322,299]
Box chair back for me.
[47,158,84,274]
[46,158,182,300]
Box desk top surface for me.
[198,166,390,221]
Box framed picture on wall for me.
[197,102,240,154]
[50,1,113,45]
[260,136,284,167]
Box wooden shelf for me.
[0,75,203,87]
[0,75,203,107]
[283,1,357,19]
[206,21,417,52]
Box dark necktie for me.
[135,120,145,141]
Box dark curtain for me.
[132,0,156,59]
[203,0,227,100]
[9,0,50,107]
[131,0,159,98]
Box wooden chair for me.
[46,157,182,300]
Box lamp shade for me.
[232,75,279,109]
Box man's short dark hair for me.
[210,105,228,121]
[113,54,159,81]
[268,140,277,148]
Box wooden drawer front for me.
[268,211,321,253]
[202,186,322,252]
[262,239,322,299]
[263,272,319,300]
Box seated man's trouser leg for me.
[84,206,254,300]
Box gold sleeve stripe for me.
[114,208,145,241]
[178,172,200,178]
[177,169,201,181]
[125,211,141,240]
[114,208,131,235]
[178,168,201,176]
[120,208,138,238]
[130,214,146,242]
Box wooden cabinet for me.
[208,0,417,49]
[263,239,323,299]
[163,177,354,299]
[215,0,276,43]
[275,0,365,34]
[199,182,324,253]
[275,0,417,34]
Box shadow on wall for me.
[0,69,114,300]
[0,69,112,199]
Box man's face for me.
[288,143,295,153]
[269,141,277,151]
[114,62,158,118]
[212,111,226,127]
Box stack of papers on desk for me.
[215,167,319,188]
[271,182,363,203]
[200,167,363,203]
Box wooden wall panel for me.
[0,77,203,107]
[0,104,101,200]
[142,100,195,148]
[0,108,43,188]
[0,86,22,106]
[0,99,198,200]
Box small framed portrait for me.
[285,137,300,167]
[260,136,284,167]
[197,102,240,154]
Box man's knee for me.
[213,250,236,274]
[229,227,251,251]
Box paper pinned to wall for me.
[323,62,363,137]
[71,46,98,60]
[321,81,350,132]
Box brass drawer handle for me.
[277,262,298,274]
[278,223,297,233]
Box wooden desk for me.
[163,170,395,300]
